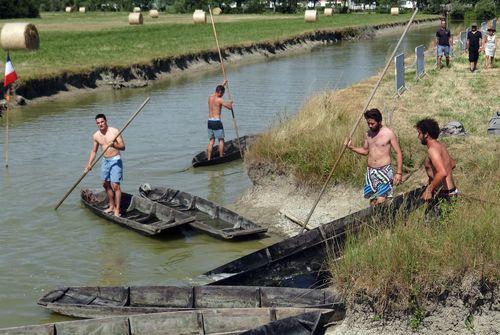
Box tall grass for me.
[326,48,500,313]
[0,12,436,81]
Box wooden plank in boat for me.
[55,316,129,335]
[128,311,202,335]
[260,287,326,307]
[129,286,193,308]
[194,286,260,308]
[0,324,54,335]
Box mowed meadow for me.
[0,12,437,80]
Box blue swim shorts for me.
[437,45,450,57]
[208,120,225,140]
[101,155,123,184]
[363,164,394,200]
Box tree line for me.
[0,0,497,19]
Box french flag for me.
[4,53,17,88]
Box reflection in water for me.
[207,169,225,204]
[0,24,447,328]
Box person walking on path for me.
[415,118,458,214]
[84,114,125,217]
[345,108,403,206]
[436,20,452,69]
[484,27,497,68]
[207,80,232,161]
[466,23,483,72]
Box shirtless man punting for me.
[415,118,457,203]
[346,108,403,206]
[207,80,232,160]
[84,114,126,217]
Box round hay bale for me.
[1,23,39,51]
[128,13,143,25]
[212,7,222,15]
[149,9,159,18]
[304,10,318,22]
[193,10,206,24]
[65,6,72,13]
[79,7,86,13]
[324,8,333,16]
[390,7,399,15]
[133,7,141,13]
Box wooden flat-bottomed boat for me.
[139,184,268,240]
[192,135,255,167]
[0,308,338,335]
[202,188,424,288]
[38,285,342,319]
[81,189,195,236]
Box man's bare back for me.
[416,118,457,201]
[424,141,456,191]
[208,94,224,120]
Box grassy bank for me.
[247,35,499,318]
[0,12,436,81]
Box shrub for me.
[449,1,466,20]
[0,0,39,19]
[244,0,266,13]
[474,0,496,20]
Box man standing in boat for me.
[415,118,458,211]
[345,108,403,206]
[84,114,125,217]
[207,80,232,160]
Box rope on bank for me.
[299,9,420,234]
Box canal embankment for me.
[241,35,499,333]
[0,14,438,106]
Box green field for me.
[0,12,436,81]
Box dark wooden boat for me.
[192,135,255,167]
[139,184,268,240]
[81,188,195,236]
[202,187,425,288]
[38,285,342,319]
[240,310,338,335]
[0,308,337,335]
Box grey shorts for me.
[208,120,224,140]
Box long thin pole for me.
[208,5,243,158]
[3,88,10,168]
[299,9,419,234]
[54,97,151,210]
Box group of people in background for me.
[435,19,497,71]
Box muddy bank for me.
[230,162,366,237]
[1,18,438,108]
[326,280,499,335]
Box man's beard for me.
[369,125,381,133]
[420,138,427,145]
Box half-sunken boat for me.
[240,310,336,335]
[202,187,424,288]
[139,184,268,240]
[192,135,255,167]
[81,189,195,236]
[38,285,342,319]
[0,308,337,335]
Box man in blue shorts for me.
[345,109,403,206]
[207,80,232,160]
[84,114,125,217]
[436,19,452,69]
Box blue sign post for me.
[493,19,497,30]
[481,21,487,34]
[415,45,425,79]
[395,53,406,96]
